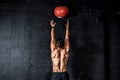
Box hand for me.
[65,19,69,28]
[50,20,56,28]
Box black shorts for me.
[51,72,69,80]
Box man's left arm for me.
[50,20,56,51]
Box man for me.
[50,19,70,80]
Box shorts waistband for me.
[52,71,67,74]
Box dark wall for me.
[0,0,120,80]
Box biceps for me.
[65,40,70,51]
[51,43,55,48]
[65,39,69,46]
[66,44,70,51]
[51,41,56,51]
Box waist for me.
[52,71,68,74]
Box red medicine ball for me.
[54,6,69,18]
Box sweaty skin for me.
[50,20,70,72]
[51,44,69,72]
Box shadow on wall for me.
[70,20,99,80]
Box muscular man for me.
[50,20,70,80]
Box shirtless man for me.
[50,20,70,80]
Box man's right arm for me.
[65,20,70,52]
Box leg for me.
[51,73,61,80]
[61,72,70,80]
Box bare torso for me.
[51,47,69,72]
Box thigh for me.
[51,74,61,80]
[62,73,70,80]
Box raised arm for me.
[65,20,70,51]
[50,20,56,51]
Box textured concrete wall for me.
[0,0,120,80]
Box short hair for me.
[56,38,64,48]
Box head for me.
[56,39,64,48]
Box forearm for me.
[65,26,69,39]
[51,28,55,40]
